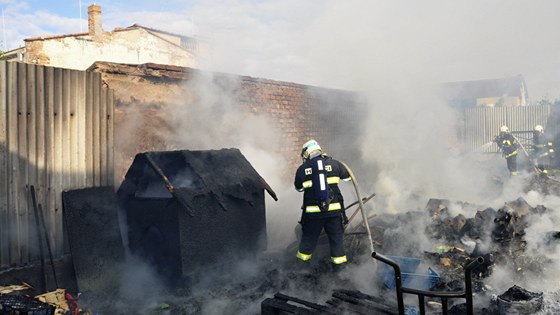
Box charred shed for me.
[117,148,276,281]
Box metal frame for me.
[372,252,484,315]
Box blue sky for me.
[5,1,193,19]
[0,1,200,47]
[1,0,560,101]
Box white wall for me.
[26,28,197,71]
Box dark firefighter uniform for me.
[496,132,518,176]
[294,155,351,265]
[533,132,555,174]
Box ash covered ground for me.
[74,172,560,315]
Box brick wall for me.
[25,41,50,65]
[90,62,366,183]
[235,76,365,169]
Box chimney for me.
[88,4,103,36]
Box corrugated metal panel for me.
[106,89,115,185]
[0,61,114,267]
[0,62,8,267]
[462,105,551,153]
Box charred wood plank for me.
[273,293,332,312]
[144,152,195,217]
[335,289,396,306]
[261,298,317,314]
[262,294,332,315]
[328,290,398,315]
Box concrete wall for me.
[25,28,197,71]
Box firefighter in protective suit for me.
[294,140,351,267]
[495,125,519,176]
[532,125,555,174]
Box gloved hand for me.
[342,211,349,225]
[299,209,306,225]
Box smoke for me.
[107,0,560,310]
[142,2,560,312]
[3,1,559,104]
[160,0,560,216]
[160,71,301,251]
[358,88,501,214]
[111,256,169,314]
[516,191,560,291]
[164,3,560,309]
[166,0,560,217]
[186,0,560,101]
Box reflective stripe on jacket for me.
[294,156,351,216]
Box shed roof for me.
[117,149,277,216]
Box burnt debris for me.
[263,192,559,315]
[117,149,276,281]
[61,186,125,313]
[6,158,560,314]
[497,285,544,314]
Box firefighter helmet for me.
[534,125,544,133]
[301,139,322,160]
[500,125,509,133]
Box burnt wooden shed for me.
[117,148,276,280]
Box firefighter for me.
[532,125,555,174]
[495,125,519,176]
[294,139,351,268]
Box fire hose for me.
[340,161,376,254]
[510,133,542,175]
[344,192,376,229]
[510,133,560,185]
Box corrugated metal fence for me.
[462,105,554,153]
[0,61,114,268]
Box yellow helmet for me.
[534,125,544,133]
[301,139,322,160]
[500,125,509,133]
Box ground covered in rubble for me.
[29,173,560,315]
[144,175,559,315]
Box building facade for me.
[4,4,208,71]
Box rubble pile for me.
[260,188,560,314]
[496,285,544,314]
[3,172,560,314]
[318,190,556,313]
[0,294,55,314]
[419,196,554,287]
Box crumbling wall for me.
[24,41,50,65]
[90,62,366,184]
[24,28,196,71]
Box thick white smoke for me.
[163,72,301,250]
[170,1,560,307]
[163,0,560,216]
[99,0,560,311]
[188,1,560,100]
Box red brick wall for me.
[91,63,365,182]
[235,76,365,170]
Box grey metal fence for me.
[462,105,553,153]
[0,61,114,268]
